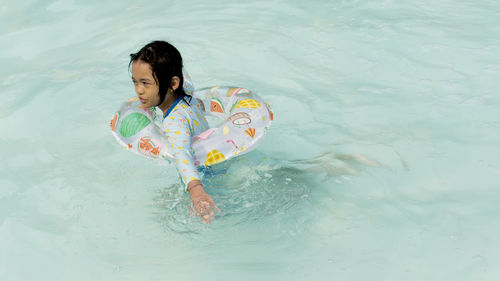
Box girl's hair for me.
[129,40,191,106]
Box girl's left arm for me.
[163,112,219,223]
[163,112,200,189]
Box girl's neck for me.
[158,91,177,116]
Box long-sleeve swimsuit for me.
[152,97,210,189]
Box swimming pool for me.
[1,0,499,280]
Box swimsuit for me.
[153,97,209,188]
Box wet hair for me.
[129,40,191,106]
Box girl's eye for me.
[132,80,153,87]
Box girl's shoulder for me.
[174,97,203,117]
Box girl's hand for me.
[188,182,220,224]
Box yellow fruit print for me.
[205,149,226,166]
[234,99,261,109]
[225,87,250,97]
[223,125,230,135]
[234,146,247,155]
[245,127,256,138]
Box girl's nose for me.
[135,84,144,94]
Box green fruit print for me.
[120,112,151,137]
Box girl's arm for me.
[163,111,219,223]
[163,112,200,188]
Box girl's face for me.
[131,60,160,108]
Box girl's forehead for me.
[131,60,153,78]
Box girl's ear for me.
[170,76,180,91]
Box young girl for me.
[129,40,219,224]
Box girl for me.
[129,40,219,224]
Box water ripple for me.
[152,159,311,234]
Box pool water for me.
[1,0,499,280]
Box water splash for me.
[151,158,311,234]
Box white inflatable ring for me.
[110,85,273,166]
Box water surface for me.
[1,0,500,280]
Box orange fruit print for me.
[210,100,224,113]
[139,138,154,151]
[110,113,118,131]
[150,146,160,156]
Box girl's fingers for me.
[208,208,214,220]
[212,202,221,213]
[207,197,220,213]
[202,213,211,224]
[195,201,211,223]
[192,196,219,223]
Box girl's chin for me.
[140,102,152,108]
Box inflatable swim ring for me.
[110,74,273,166]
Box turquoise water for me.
[1,0,500,280]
